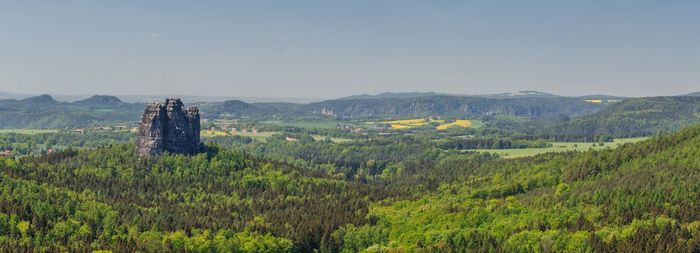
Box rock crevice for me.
[135,98,202,156]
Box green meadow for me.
[0,129,59,134]
[468,137,647,158]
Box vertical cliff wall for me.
[135,98,202,156]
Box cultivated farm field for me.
[372,118,481,130]
[468,137,647,158]
[0,129,59,134]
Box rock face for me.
[135,98,202,156]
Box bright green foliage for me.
[0,144,366,252]
[330,126,700,252]
[4,121,700,251]
[546,96,700,141]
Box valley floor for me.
[468,137,647,158]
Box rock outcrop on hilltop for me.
[135,98,202,156]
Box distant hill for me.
[303,95,605,118]
[684,92,700,97]
[480,91,628,100]
[544,96,700,140]
[0,95,140,128]
[116,94,323,104]
[200,95,608,119]
[3,92,699,133]
[73,95,123,106]
[0,92,93,102]
[0,95,62,111]
[478,90,560,98]
[198,100,273,118]
[19,94,58,104]
[576,94,627,100]
[337,92,444,100]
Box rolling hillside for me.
[544,96,700,140]
[200,95,609,119]
[3,119,700,251]
[72,95,124,106]
[4,93,700,138]
[336,92,444,100]
[330,125,700,252]
[0,95,142,128]
[303,95,606,118]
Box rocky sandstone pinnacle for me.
[135,98,202,156]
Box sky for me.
[0,1,698,99]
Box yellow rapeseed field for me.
[381,118,426,125]
[201,130,229,137]
[584,99,603,104]
[373,118,455,130]
[436,119,472,130]
[379,118,429,129]
[390,124,412,129]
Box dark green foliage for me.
[0,130,134,156]
[220,134,444,181]
[3,95,700,252]
[545,96,700,141]
[72,95,123,106]
[303,96,604,118]
[329,125,700,252]
[438,137,551,149]
[0,144,371,252]
[198,95,606,119]
[0,95,142,129]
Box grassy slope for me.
[469,137,647,158]
[546,96,700,139]
[0,129,59,134]
[203,130,352,143]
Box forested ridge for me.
[331,125,700,252]
[199,96,606,119]
[0,145,375,252]
[5,94,700,146]
[2,125,700,251]
[543,96,700,141]
[0,93,608,129]
[0,95,141,129]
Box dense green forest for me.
[3,0,699,251]
[543,97,700,141]
[0,93,607,129]
[0,95,141,129]
[329,125,700,252]
[4,93,700,144]
[199,96,606,119]
[0,131,134,156]
[0,145,372,252]
[3,92,700,252]
[2,123,700,251]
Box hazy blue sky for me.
[1,1,698,98]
